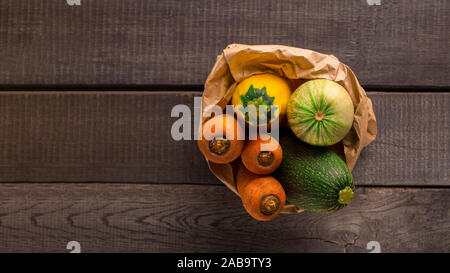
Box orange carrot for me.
[240,176,286,221]
[197,114,244,164]
[241,134,282,175]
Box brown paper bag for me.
[201,44,377,214]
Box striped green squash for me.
[287,79,354,146]
[274,129,355,214]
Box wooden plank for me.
[0,91,215,183]
[0,0,448,87]
[0,183,447,253]
[0,91,447,186]
[352,92,449,186]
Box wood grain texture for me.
[0,91,447,186]
[0,0,448,87]
[0,91,215,183]
[0,183,447,253]
[352,92,449,186]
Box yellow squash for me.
[232,74,292,126]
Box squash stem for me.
[338,186,354,205]
[314,111,324,121]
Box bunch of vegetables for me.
[198,73,356,221]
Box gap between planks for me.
[1,86,450,92]
[0,181,447,190]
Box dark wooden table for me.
[0,0,448,253]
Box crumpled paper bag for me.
[201,44,377,214]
